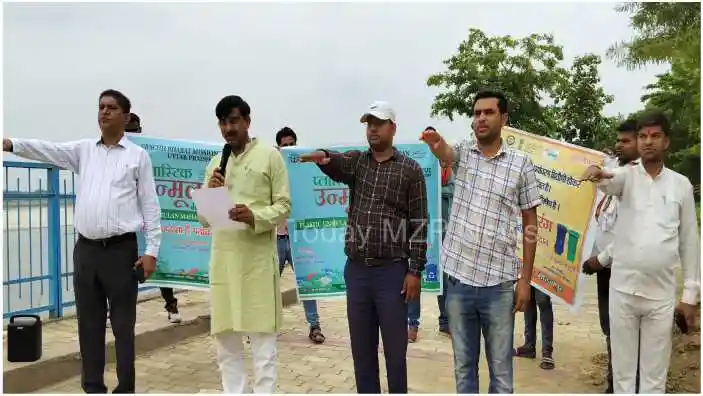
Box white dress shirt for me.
[596,162,700,305]
[11,136,162,257]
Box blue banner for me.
[282,144,442,300]
[128,135,220,290]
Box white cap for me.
[360,101,396,123]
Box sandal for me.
[308,326,326,344]
[513,345,536,359]
[540,353,555,370]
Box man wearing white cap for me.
[299,101,429,394]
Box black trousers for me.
[160,288,177,312]
[74,234,138,394]
[597,268,640,393]
[345,258,408,394]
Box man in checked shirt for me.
[421,90,540,394]
[299,101,428,394]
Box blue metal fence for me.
[3,160,154,319]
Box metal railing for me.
[3,160,154,319]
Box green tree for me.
[607,2,700,69]
[554,54,616,149]
[427,29,616,149]
[610,2,700,186]
[426,28,567,135]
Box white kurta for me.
[597,162,700,394]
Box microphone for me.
[218,144,232,177]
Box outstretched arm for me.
[317,149,362,186]
[5,138,83,173]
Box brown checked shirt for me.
[318,148,429,273]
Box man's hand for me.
[514,278,531,313]
[582,256,604,275]
[135,255,157,278]
[402,273,421,303]
[208,168,225,188]
[675,302,697,329]
[298,150,330,165]
[581,165,614,183]
[419,129,442,150]
[3,138,12,152]
[228,204,255,226]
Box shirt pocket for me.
[112,163,138,189]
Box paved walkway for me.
[35,272,605,393]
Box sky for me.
[4,1,669,149]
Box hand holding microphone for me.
[208,143,232,188]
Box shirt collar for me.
[364,147,400,161]
[96,134,128,148]
[636,161,667,179]
[234,137,258,157]
[469,138,507,159]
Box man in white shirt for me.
[582,119,640,393]
[3,89,161,393]
[582,112,700,394]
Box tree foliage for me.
[427,28,615,149]
[611,2,700,187]
[554,54,616,149]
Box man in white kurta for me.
[198,95,291,393]
[584,113,700,393]
[581,120,640,393]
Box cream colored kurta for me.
[198,139,291,335]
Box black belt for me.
[277,235,289,239]
[78,232,136,247]
[349,255,406,267]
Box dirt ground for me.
[585,308,701,393]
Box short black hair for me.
[472,90,508,114]
[275,127,297,145]
[129,113,141,126]
[636,111,671,136]
[424,126,436,132]
[215,95,251,120]
[616,119,638,134]
[99,89,131,113]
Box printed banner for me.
[281,144,442,300]
[128,135,221,290]
[502,127,604,307]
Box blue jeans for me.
[406,272,449,330]
[446,276,515,394]
[522,287,553,354]
[277,236,320,328]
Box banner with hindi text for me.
[502,127,605,308]
[128,135,220,290]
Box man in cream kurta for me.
[198,95,291,393]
